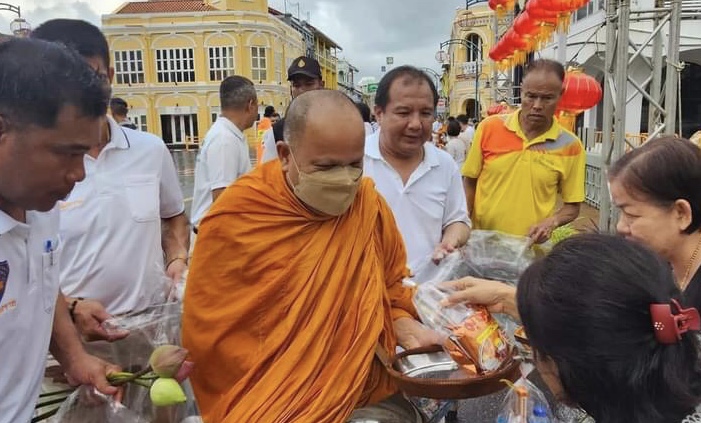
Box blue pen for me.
[45,240,54,265]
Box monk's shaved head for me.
[283,89,362,147]
[278,89,365,189]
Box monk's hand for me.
[431,241,456,264]
[393,317,444,350]
[439,277,519,319]
[527,216,557,244]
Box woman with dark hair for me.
[517,234,701,422]
[444,119,467,165]
[609,137,701,310]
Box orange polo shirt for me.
[461,110,586,236]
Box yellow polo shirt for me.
[462,110,586,236]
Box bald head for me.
[278,89,365,188]
[283,89,363,147]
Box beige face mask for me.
[288,152,363,216]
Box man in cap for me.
[259,55,324,163]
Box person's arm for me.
[464,177,477,216]
[64,296,128,342]
[527,203,581,244]
[441,277,519,320]
[51,293,120,395]
[529,140,586,243]
[162,212,190,280]
[158,143,189,281]
[433,164,471,263]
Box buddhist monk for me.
[182,89,440,423]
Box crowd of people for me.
[1,16,701,423]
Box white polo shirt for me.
[59,117,185,315]
[191,117,252,226]
[364,132,471,283]
[0,208,60,422]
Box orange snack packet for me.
[444,306,510,374]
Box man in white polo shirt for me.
[191,75,258,229]
[0,38,120,423]
[33,20,190,339]
[364,66,471,283]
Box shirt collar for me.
[0,209,26,238]
[217,116,245,141]
[505,108,562,143]
[106,116,131,150]
[365,130,440,168]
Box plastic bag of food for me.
[495,377,554,423]
[414,284,511,375]
[49,386,148,423]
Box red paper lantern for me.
[512,12,543,50]
[528,0,591,32]
[487,103,511,116]
[501,29,531,65]
[556,67,603,131]
[558,68,603,114]
[488,0,516,18]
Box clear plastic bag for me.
[86,302,199,422]
[49,386,149,423]
[414,284,511,375]
[495,377,554,423]
[415,230,543,287]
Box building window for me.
[251,46,267,81]
[129,114,147,132]
[156,48,195,83]
[573,0,603,22]
[466,33,483,62]
[208,46,235,81]
[113,50,144,85]
[275,51,283,83]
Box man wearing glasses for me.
[462,59,586,244]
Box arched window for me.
[466,33,483,63]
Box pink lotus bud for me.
[175,360,194,383]
[149,345,188,378]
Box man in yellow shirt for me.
[462,59,585,242]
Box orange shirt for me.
[182,160,417,423]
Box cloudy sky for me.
[2,0,469,81]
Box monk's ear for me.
[278,141,291,171]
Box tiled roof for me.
[116,1,218,14]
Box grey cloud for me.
[0,1,100,34]
[270,0,465,79]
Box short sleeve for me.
[443,161,471,228]
[159,143,186,218]
[560,141,587,203]
[206,135,246,191]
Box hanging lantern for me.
[501,29,531,65]
[556,67,603,131]
[528,0,589,33]
[487,102,511,116]
[524,0,561,42]
[488,0,516,18]
[489,42,513,72]
[512,12,544,51]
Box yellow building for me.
[102,0,340,148]
[441,3,497,119]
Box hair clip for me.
[650,299,701,344]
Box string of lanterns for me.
[485,0,602,130]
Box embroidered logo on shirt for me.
[0,260,8,304]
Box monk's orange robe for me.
[182,160,418,423]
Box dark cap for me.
[287,56,322,81]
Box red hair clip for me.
[650,299,701,344]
